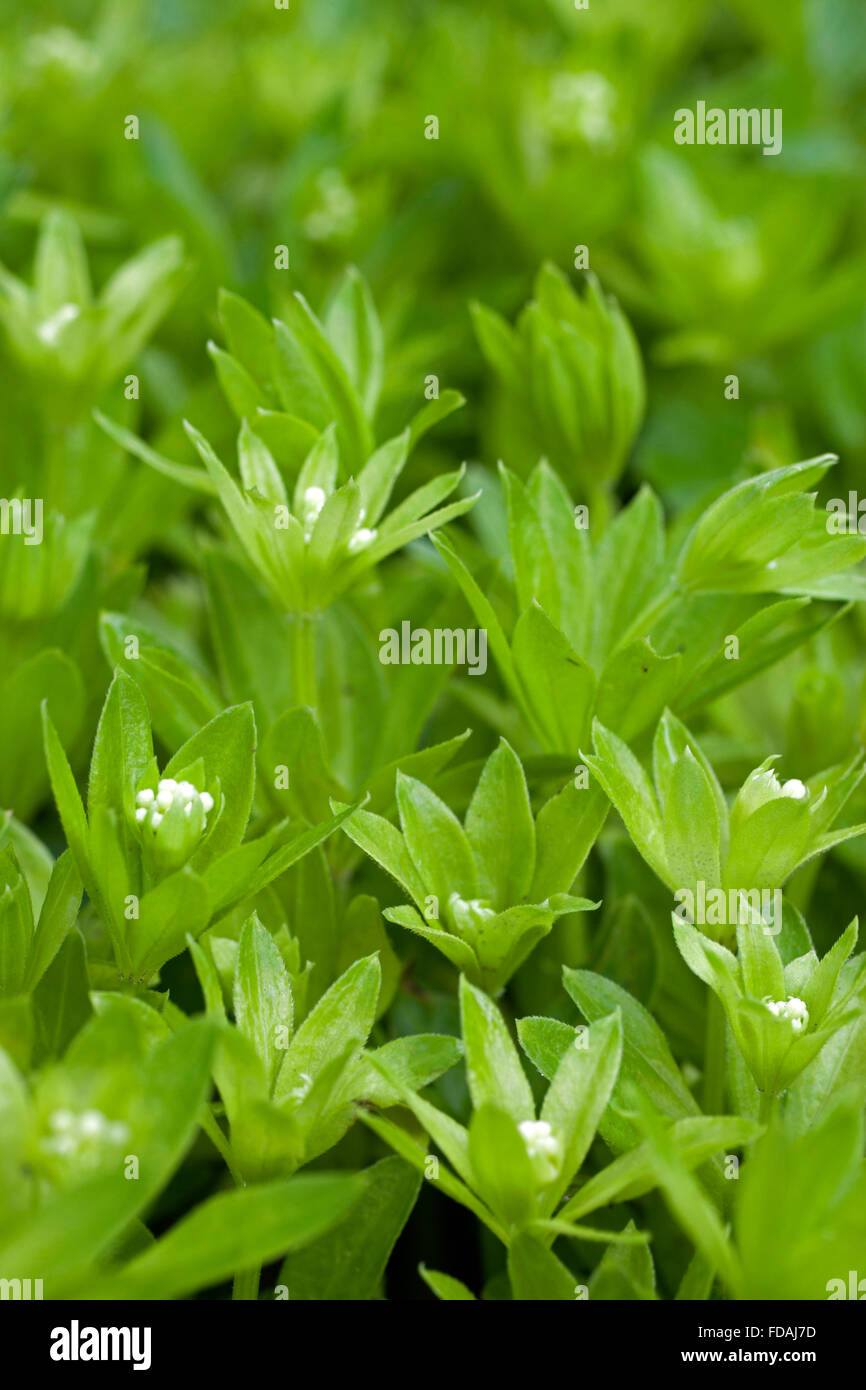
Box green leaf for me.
[465,739,535,908]
[340,806,427,904]
[93,410,217,495]
[588,1222,657,1300]
[561,1116,760,1221]
[397,772,477,905]
[324,265,384,417]
[34,210,91,315]
[725,797,811,889]
[91,1174,362,1300]
[277,1156,419,1300]
[468,1104,535,1227]
[802,919,858,1025]
[219,287,274,387]
[127,869,211,978]
[419,1265,477,1300]
[41,706,94,900]
[531,781,609,898]
[459,976,534,1125]
[26,851,82,989]
[274,955,380,1108]
[233,915,294,1094]
[208,343,268,419]
[512,603,595,754]
[584,721,669,886]
[517,1015,577,1080]
[508,1231,576,1301]
[563,970,700,1151]
[88,669,154,821]
[237,419,287,504]
[31,928,92,1062]
[540,1010,623,1209]
[351,1034,462,1106]
[663,750,723,890]
[635,1094,742,1295]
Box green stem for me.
[585,481,615,536]
[758,1090,778,1125]
[702,992,727,1114]
[232,1264,261,1301]
[290,613,318,708]
[619,580,681,649]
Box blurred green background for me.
[1,0,864,509]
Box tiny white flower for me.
[518,1119,562,1182]
[519,1119,554,1147]
[303,485,327,517]
[781,778,808,800]
[763,995,809,1034]
[51,1109,76,1132]
[79,1109,106,1137]
[135,777,213,844]
[347,527,377,553]
[47,1134,78,1156]
[37,302,80,345]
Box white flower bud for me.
[518,1119,562,1183]
[347,526,377,553]
[781,779,808,800]
[303,485,326,509]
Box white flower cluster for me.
[41,1108,129,1161]
[300,485,377,552]
[763,995,809,1033]
[135,778,214,830]
[518,1119,562,1183]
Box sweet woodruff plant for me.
[1,174,866,1305]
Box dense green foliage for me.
[1,0,866,1301]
